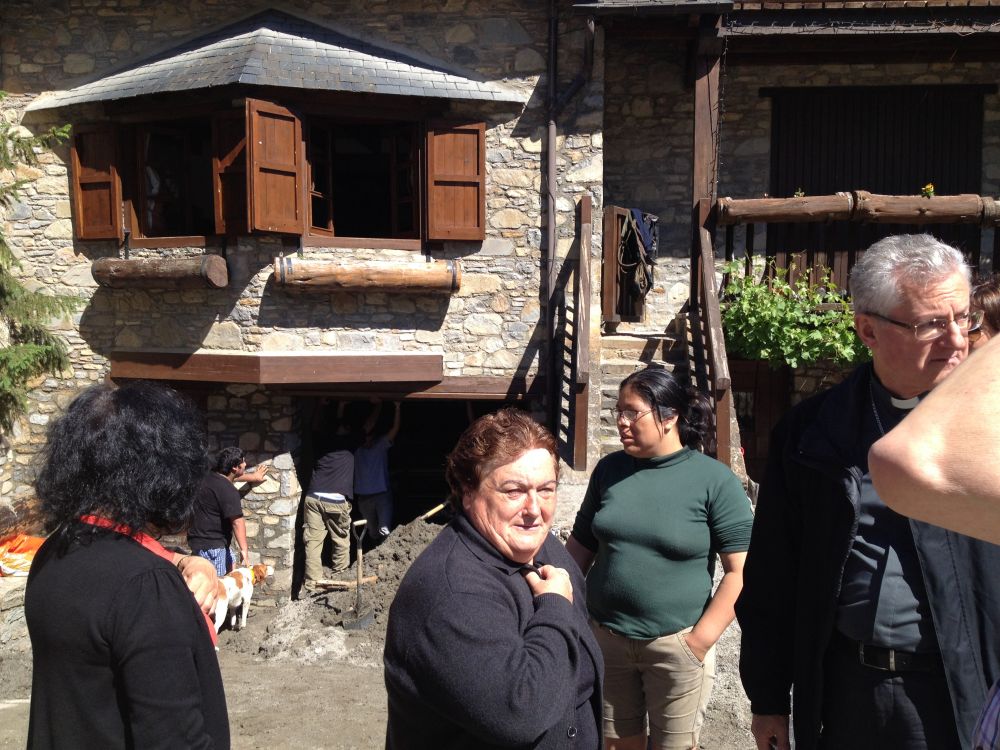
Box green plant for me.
[721,261,869,369]
[0,91,76,433]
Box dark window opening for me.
[136,120,215,238]
[306,121,419,240]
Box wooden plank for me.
[575,196,592,384]
[246,99,304,235]
[601,205,623,323]
[715,387,732,468]
[700,228,731,392]
[109,351,443,384]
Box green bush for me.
[721,261,869,369]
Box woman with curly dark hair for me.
[25,381,229,749]
[567,367,753,750]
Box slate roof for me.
[26,9,526,112]
[573,0,734,12]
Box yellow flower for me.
[921,183,935,198]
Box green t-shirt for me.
[572,447,753,639]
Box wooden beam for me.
[92,256,229,289]
[276,375,543,400]
[273,257,461,293]
[109,350,443,384]
[691,16,721,233]
[717,192,1000,226]
[718,194,854,225]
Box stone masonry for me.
[0,0,605,597]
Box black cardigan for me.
[384,515,603,749]
[25,525,229,749]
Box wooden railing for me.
[718,191,1000,289]
[690,223,732,467]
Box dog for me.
[213,563,273,633]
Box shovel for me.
[342,519,374,630]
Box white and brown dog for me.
[214,563,273,633]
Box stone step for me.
[600,334,687,364]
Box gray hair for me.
[849,234,970,314]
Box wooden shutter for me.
[246,99,304,235]
[70,124,123,241]
[213,111,248,236]
[425,121,485,241]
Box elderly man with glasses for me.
[736,234,1000,750]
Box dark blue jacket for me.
[384,515,603,750]
[736,364,1000,749]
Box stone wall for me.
[0,0,604,597]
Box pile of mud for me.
[222,517,443,665]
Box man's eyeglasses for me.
[968,324,984,343]
[611,407,654,424]
[867,309,984,342]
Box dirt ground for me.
[0,518,752,749]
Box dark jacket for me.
[26,525,229,749]
[736,364,1000,750]
[384,515,603,750]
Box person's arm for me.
[364,397,383,435]
[235,460,271,498]
[231,517,250,568]
[171,554,219,615]
[386,401,402,443]
[869,335,1000,544]
[683,551,746,661]
[565,535,596,575]
[735,414,801,750]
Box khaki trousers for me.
[303,495,351,580]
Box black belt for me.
[834,631,942,673]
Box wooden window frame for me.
[70,99,486,250]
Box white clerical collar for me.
[889,395,921,410]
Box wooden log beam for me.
[717,193,854,226]
[854,192,985,225]
[717,192,1000,226]
[273,257,461,293]
[92,255,229,289]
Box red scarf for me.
[79,515,218,645]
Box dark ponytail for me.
[619,367,715,451]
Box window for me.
[70,98,485,245]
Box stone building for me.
[4,0,1000,609]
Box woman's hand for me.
[174,554,220,614]
[524,564,573,603]
[681,630,712,662]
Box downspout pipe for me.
[545,2,595,434]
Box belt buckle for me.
[858,642,895,672]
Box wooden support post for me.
[573,195,592,471]
[92,255,229,289]
[272,257,461,293]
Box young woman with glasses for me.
[566,366,753,750]
[970,276,1000,351]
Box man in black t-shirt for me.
[188,447,269,576]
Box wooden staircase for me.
[596,331,688,457]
